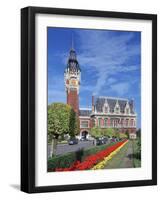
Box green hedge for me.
[133,139,141,168]
[48,152,77,171]
[48,142,116,171]
[81,142,116,160]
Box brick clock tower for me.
[64,47,81,114]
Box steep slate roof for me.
[129,101,134,114]
[95,97,134,114]
[79,109,92,116]
[79,97,135,117]
[66,49,81,72]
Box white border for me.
[35,14,152,186]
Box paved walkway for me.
[104,141,134,169]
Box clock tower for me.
[64,47,81,114]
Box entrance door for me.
[81,131,88,140]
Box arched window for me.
[108,118,111,127]
[121,119,124,127]
[126,119,129,127]
[98,118,101,127]
[110,119,114,127]
[104,118,108,127]
[92,119,96,127]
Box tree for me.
[101,129,108,137]
[90,127,102,145]
[119,133,128,139]
[114,128,120,138]
[104,128,116,138]
[69,108,80,137]
[136,128,141,138]
[48,103,77,157]
[136,129,141,159]
[90,127,102,138]
[125,130,129,139]
[74,115,80,136]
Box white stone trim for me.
[114,99,121,114]
[80,119,90,128]
[79,116,90,119]
[124,101,131,114]
[90,113,137,117]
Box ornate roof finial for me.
[65,34,81,73]
[71,32,74,50]
[105,98,108,105]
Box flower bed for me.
[48,142,116,171]
[55,139,128,172]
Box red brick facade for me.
[67,90,79,114]
[79,116,136,135]
[64,47,137,139]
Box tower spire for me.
[71,32,74,49]
[64,37,81,114]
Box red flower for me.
[54,140,127,172]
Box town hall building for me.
[64,46,137,139]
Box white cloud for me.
[110,82,130,96]
[75,30,140,95]
[107,77,117,84]
[48,29,140,104]
[80,84,94,92]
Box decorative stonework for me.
[124,101,131,114]
[64,48,81,113]
[114,100,120,114]
[64,47,137,136]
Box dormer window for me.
[104,106,108,113]
[115,106,120,114]
[126,108,129,114]
[114,100,120,114]
[124,101,131,115]
[103,99,109,113]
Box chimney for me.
[92,96,94,112]
[130,98,134,112]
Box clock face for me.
[70,79,78,86]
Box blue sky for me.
[47,27,141,128]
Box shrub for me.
[55,140,127,171]
[48,152,77,171]
[119,133,128,139]
[48,142,116,171]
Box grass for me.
[132,139,141,168]
[48,140,68,145]
[57,140,68,144]
[104,139,141,169]
[104,141,130,169]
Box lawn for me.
[104,140,133,169]
[104,139,141,169]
